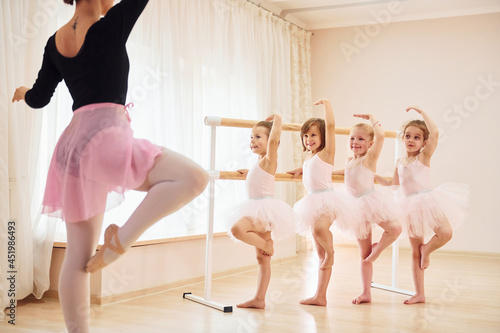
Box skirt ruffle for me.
[42,103,162,223]
[355,187,402,226]
[398,183,469,238]
[228,198,297,241]
[294,190,368,239]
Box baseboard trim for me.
[42,255,297,305]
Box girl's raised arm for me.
[264,113,282,170]
[354,114,384,168]
[406,106,439,159]
[315,99,335,164]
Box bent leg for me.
[404,237,426,305]
[365,219,402,263]
[237,232,272,309]
[353,233,372,305]
[231,218,274,256]
[97,148,209,267]
[312,215,334,270]
[60,215,103,333]
[420,218,453,269]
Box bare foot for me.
[352,293,371,305]
[363,242,380,264]
[299,296,327,306]
[420,243,430,269]
[320,252,334,270]
[404,294,425,305]
[260,239,274,256]
[237,298,265,309]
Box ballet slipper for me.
[86,224,125,273]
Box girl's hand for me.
[406,105,423,114]
[286,167,303,179]
[12,86,29,103]
[265,113,282,122]
[353,113,373,121]
[236,169,249,177]
[314,98,330,106]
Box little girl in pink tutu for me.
[334,114,402,304]
[288,99,362,306]
[228,113,295,309]
[376,106,468,305]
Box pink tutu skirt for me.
[294,189,367,239]
[398,183,469,238]
[353,187,402,228]
[42,103,162,223]
[227,196,296,241]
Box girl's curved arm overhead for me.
[407,106,438,160]
[315,98,335,164]
[262,113,282,173]
[354,113,384,170]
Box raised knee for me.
[392,223,403,237]
[230,224,243,239]
[439,226,453,242]
[189,167,209,194]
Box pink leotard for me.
[302,154,334,193]
[228,161,296,241]
[345,158,374,197]
[397,158,431,196]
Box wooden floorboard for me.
[3,246,500,332]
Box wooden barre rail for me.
[218,171,390,184]
[204,116,398,138]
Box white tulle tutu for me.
[227,197,296,241]
[397,183,469,238]
[353,186,402,226]
[293,189,368,239]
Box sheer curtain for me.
[97,0,314,240]
[1,0,312,317]
[0,0,74,321]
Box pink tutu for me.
[294,189,368,239]
[42,103,162,223]
[228,196,296,241]
[352,187,402,227]
[397,183,469,238]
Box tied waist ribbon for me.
[249,195,273,200]
[310,188,334,195]
[124,102,134,123]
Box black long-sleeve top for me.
[25,0,149,111]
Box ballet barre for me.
[183,116,411,313]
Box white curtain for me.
[1,0,312,317]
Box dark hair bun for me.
[63,0,74,5]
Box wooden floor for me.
[4,246,500,332]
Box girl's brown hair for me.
[63,0,76,5]
[300,118,325,152]
[402,120,429,141]
[351,123,374,141]
[254,121,273,137]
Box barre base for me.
[183,292,233,313]
[371,283,414,296]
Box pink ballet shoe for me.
[86,224,125,273]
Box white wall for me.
[310,13,500,253]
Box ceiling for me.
[252,0,500,30]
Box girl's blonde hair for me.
[300,118,325,152]
[254,121,273,137]
[402,120,429,141]
[352,123,374,141]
